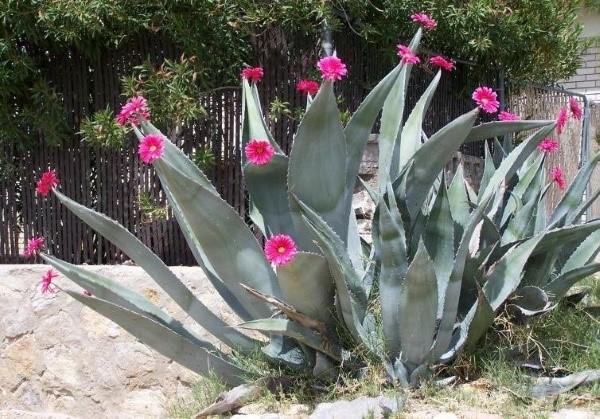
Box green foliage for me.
[192,146,216,172]
[79,107,128,149]
[137,192,168,223]
[121,56,206,135]
[0,0,586,152]
[37,28,600,391]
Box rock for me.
[0,265,242,418]
[550,409,599,419]
[310,395,404,419]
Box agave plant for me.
[31,28,600,387]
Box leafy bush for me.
[29,23,600,388]
[0,1,585,151]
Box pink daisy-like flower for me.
[241,67,264,83]
[396,44,420,65]
[22,236,44,257]
[36,170,59,197]
[138,134,164,164]
[556,107,568,135]
[317,56,348,81]
[569,97,583,120]
[472,86,499,114]
[116,96,150,126]
[245,139,274,166]
[296,79,320,96]
[498,110,520,121]
[40,269,59,295]
[538,138,560,154]
[411,12,437,30]
[550,167,567,190]
[264,234,297,266]
[429,55,455,71]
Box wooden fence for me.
[0,29,491,265]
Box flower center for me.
[277,246,286,254]
[149,145,157,152]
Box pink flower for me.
[36,170,59,197]
[538,138,560,154]
[551,167,567,190]
[472,86,499,114]
[498,110,520,121]
[241,67,264,83]
[317,56,348,81]
[22,236,44,257]
[296,79,320,96]
[429,55,455,71]
[264,234,297,266]
[569,97,583,120]
[138,134,164,164]
[396,44,420,65]
[411,12,437,30]
[245,139,274,166]
[556,107,568,135]
[116,96,150,126]
[40,269,59,294]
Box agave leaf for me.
[568,188,600,224]
[483,235,544,310]
[288,80,348,249]
[530,369,600,398]
[431,194,494,359]
[500,153,545,227]
[292,194,368,341]
[398,70,442,173]
[238,318,341,361]
[154,158,281,320]
[347,211,366,277]
[530,220,600,256]
[478,142,496,203]
[561,230,600,274]
[377,30,422,189]
[378,193,409,358]
[262,335,308,369]
[465,120,554,143]
[479,123,555,206]
[404,109,479,220]
[345,61,403,193]
[509,286,549,311]
[399,240,438,367]
[424,175,454,310]
[243,156,294,237]
[447,164,471,250]
[492,138,507,167]
[51,190,258,351]
[501,191,540,244]
[549,151,600,228]
[276,252,335,323]
[42,254,215,347]
[66,291,245,386]
[545,263,600,301]
[136,124,218,195]
[441,287,494,362]
[242,80,283,153]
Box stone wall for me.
[0,265,241,418]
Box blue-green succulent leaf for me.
[66,291,245,386]
[276,252,335,323]
[399,240,438,366]
[465,120,554,143]
[288,80,348,249]
[51,189,258,351]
